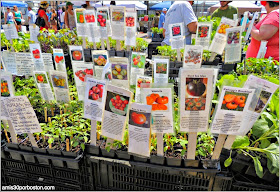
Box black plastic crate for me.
[231,181,279,191]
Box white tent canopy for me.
[60,1,95,7]
[95,1,147,10]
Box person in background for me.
[4,7,15,24]
[162,1,197,46]
[110,1,116,5]
[152,11,160,28]
[86,1,95,9]
[158,8,167,29]
[37,1,50,30]
[189,1,194,6]
[60,7,66,29]
[57,7,62,22]
[240,12,249,26]
[13,6,23,31]
[50,8,57,31]
[211,1,238,20]
[64,2,76,30]
[46,9,52,22]
[246,1,279,61]
[28,6,36,25]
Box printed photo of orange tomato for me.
[221,92,248,111]
[35,73,47,84]
[185,98,206,111]
[1,79,10,97]
[76,11,85,23]
[146,93,169,111]
[218,23,231,34]
[129,110,151,128]
[112,11,124,22]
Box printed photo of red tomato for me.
[71,50,83,61]
[97,13,107,27]
[129,110,151,128]
[85,14,95,23]
[32,49,40,59]
[172,25,181,36]
[35,73,47,84]
[105,91,130,116]
[125,17,135,27]
[198,25,209,38]
[137,79,151,88]
[88,83,104,102]
[75,68,94,82]
[93,55,107,66]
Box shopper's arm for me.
[187,21,198,33]
[163,28,165,37]
[251,24,278,41]
[4,12,7,24]
[42,14,50,28]
[65,11,69,28]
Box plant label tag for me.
[29,43,45,71]
[130,52,146,85]
[141,88,174,134]
[2,24,18,40]
[2,51,17,75]
[153,58,169,84]
[183,45,203,68]
[74,8,87,37]
[101,62,112,81]
[101,84,132,141]
[42,53,54,72]
[169,23,185,50]
[211,86,255,135]
[179,68,214,132]
[69,46,84,63]
[110,57,130,89]
[49,70,70,103]
[97,6,112,37]
[125,11,137,46]
[1,73,15,120]
[72,63,94,101]
[84,77,107,121]
[209,17,236,55]
[33,71,55,102]
[92,50,109,78]
[16,53,34,76]
[84,9,101,43]
[2,96,42,134]
[195,22,212,50]
[128,103,152,157]
[135,75,152,103]
[53,49,66,72]
[29,25,39,42]
[225,27,242,64]
[110,6,126,40]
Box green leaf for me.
[80,143,85,151]
[259,139,271,149]
[232,136,250,148]
[73,141,79,147]
[267,158,279,174]
[252,119,269,138]
[224,157,232,167]
[252,157,263,178]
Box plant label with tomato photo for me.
[110,57,130,89]
[84,77,107,121]
[69,46,84,62]
[2,96,42,134]
[42,53,54,72]
[125,11,137,46]
[72,63,94,101]
[101,62,112,82]
[16,53,34,76]
[209,17,235,55]
[153,58,169,84]
[135,75,152,103]
[84,10,101,42]
[179,68,214,132]
[239,75,279,136]
[92,50,109,78]
[74,8,87,37]
[128,103,152,157]
[141,88,174,134]
[169,23,185,50]
[2,51,17,75]
[33,71,55,102]
[130,52,146,85]
[96,12,108,39]
[183,45,203,69]
[195,22,212,50]
[53,49,66,72]
[101,84,132,141]
[29,43,45,71]
[97,7,112,37]
[110,6,125,40]
[225,27,242,64]
[49,70,70,103]
[2,24,18,40]
[211,86,255,135]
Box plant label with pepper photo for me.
[179,68,214,132]
[69,46,84,62]
[110,6,125,40]
[33,71,55,102]
[92,50,109,78]
[101,84,132,141]
[130,52,146,85]
[128,103,152,157]
[183,45,203,69]
[72,63,94,101]
[135,75,152,103]
[195,22,212,50]
[49,70,70,103]
[225,26,242,64]
[74,8,87,37]
[1,74,14,98]
[110,57,130,89]
[141,88,174,134]
[29,43,45,71]
[211,86,255,135]
[154,58,169,84]
[53,49,66,72]
[84,77,107,121]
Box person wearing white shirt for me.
[60,7,66,29]
[28,7,36,25]
[162,1,198,46]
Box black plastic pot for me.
[166,157,182,167]
[184,159,200,168]
[65,159,79,170]
[1,150,8,159]
[51,158,64,168]
[150,155,165,165]
[6,143,19,150]
[133,155,148,163]
[169,61,175,68]
[84,48,92,62]
[175,61,183,68]
[124,51,131,59]
[47,148,62,156]
[115,150,131,160]
[85,144,100,156]
[19,145,33,152]
[108,50,116,57]
[116,51,125,57]
[101,148,116,158]
[9,151,23,161]
[62,150,80,158]
[22,153,36,163]
[201,159,220,169]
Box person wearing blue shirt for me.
[158,8,167,29]
[46,9,52,22]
